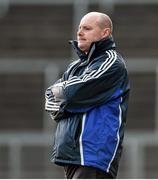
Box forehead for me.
[79,15,99,27]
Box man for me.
[45,12,130,179]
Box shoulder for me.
[98,50,128,76]
[103,50,127,69]
[115,52,127,71]
[91,50,121,69]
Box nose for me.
[77,28,83,36]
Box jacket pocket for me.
[54,114,82,152]
[67,114,82,149]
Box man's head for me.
[77,12,113,53]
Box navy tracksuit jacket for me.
[45,36,130,178]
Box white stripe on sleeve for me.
[65,50,117,87]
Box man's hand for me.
[51,83,65,102]
[45,87,61,112]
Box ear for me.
[102,28,111,38]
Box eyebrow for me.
[79,25,93,29]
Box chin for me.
[78,45,85,51]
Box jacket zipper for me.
[68,61,82,79]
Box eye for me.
[78,25,92,32]
[84,27,91,31]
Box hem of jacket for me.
[51,158,81,167]
[51,158,116,178]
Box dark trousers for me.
[64,165,113,179]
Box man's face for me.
[77,15,105,53]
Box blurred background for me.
[0,0,158,178]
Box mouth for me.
[78,38,86,42]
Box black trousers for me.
[64,165,113,179]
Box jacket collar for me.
[69,36,116,62]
